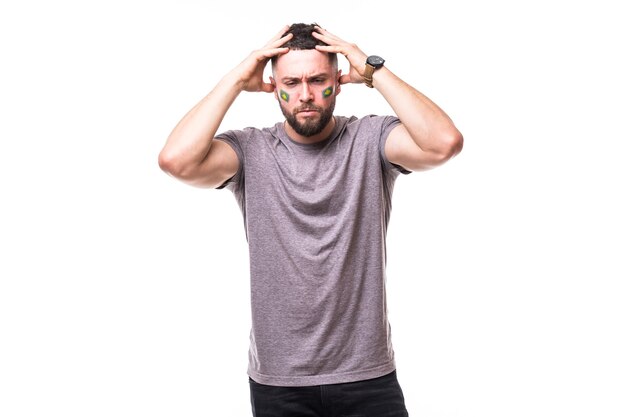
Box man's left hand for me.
[312,26,369,85]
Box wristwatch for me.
[363,55,385,88]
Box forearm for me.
[159,73,243,172]
[373,68,461,155]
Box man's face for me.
[272,49,340,137]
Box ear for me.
[335,70,342,95]
[270,76,278,100]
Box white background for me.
[1,1,624,416]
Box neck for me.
[284,117,336,145]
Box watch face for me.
[367,55,385,68]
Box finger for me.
[265,26,293,48]
[268,25,290,43]
[315,44,344,55]
[313,26,344,43]
[312,30,333,44]
[256,46,290,62]
[339,73,353,85]
[260,82,275,93]
[313,25,334,37]
[268,33,293,50]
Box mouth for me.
[297,107,320,116]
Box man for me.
[159,23,462,417]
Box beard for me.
[280,99,335,137]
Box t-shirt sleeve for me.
[377,116,412,176]
[214,130,245,190]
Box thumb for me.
[260,82,275,93]
[339,73,353,85]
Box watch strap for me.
[364,63,375,88]
[363,55,384,88]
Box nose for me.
[299,82,313,102]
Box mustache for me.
[295,104,323,113]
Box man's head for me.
[271,23,338,71]
[270,23,341,138]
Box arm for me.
[313,27,463,171]
[158,27,293,188]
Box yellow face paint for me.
[280,90,290,102]
[322,86,334,98]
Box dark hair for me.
[271,23,338,70]
[284,23,327,50]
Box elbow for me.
[448,129,464,158]
[438,129,464,163]
[158,149,210,185]
[158,149,176,175]
[158,149,188,178]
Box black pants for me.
[249,371,409,417]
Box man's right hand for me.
[159,26,293,188]
[231,26,293,93]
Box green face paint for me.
[322,86,334,98]
[280,90,290,102]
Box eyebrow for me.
[280,73,330,83]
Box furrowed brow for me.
[281,73,330,83]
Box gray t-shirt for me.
[216,115,409,386]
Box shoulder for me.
[343,114,400,129]
[341,115,401,139]
[216,124,276,139]
[215,123,282,149]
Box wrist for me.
[363,55,385,88]
[221,71,247,93]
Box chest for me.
[243,136,382,218]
